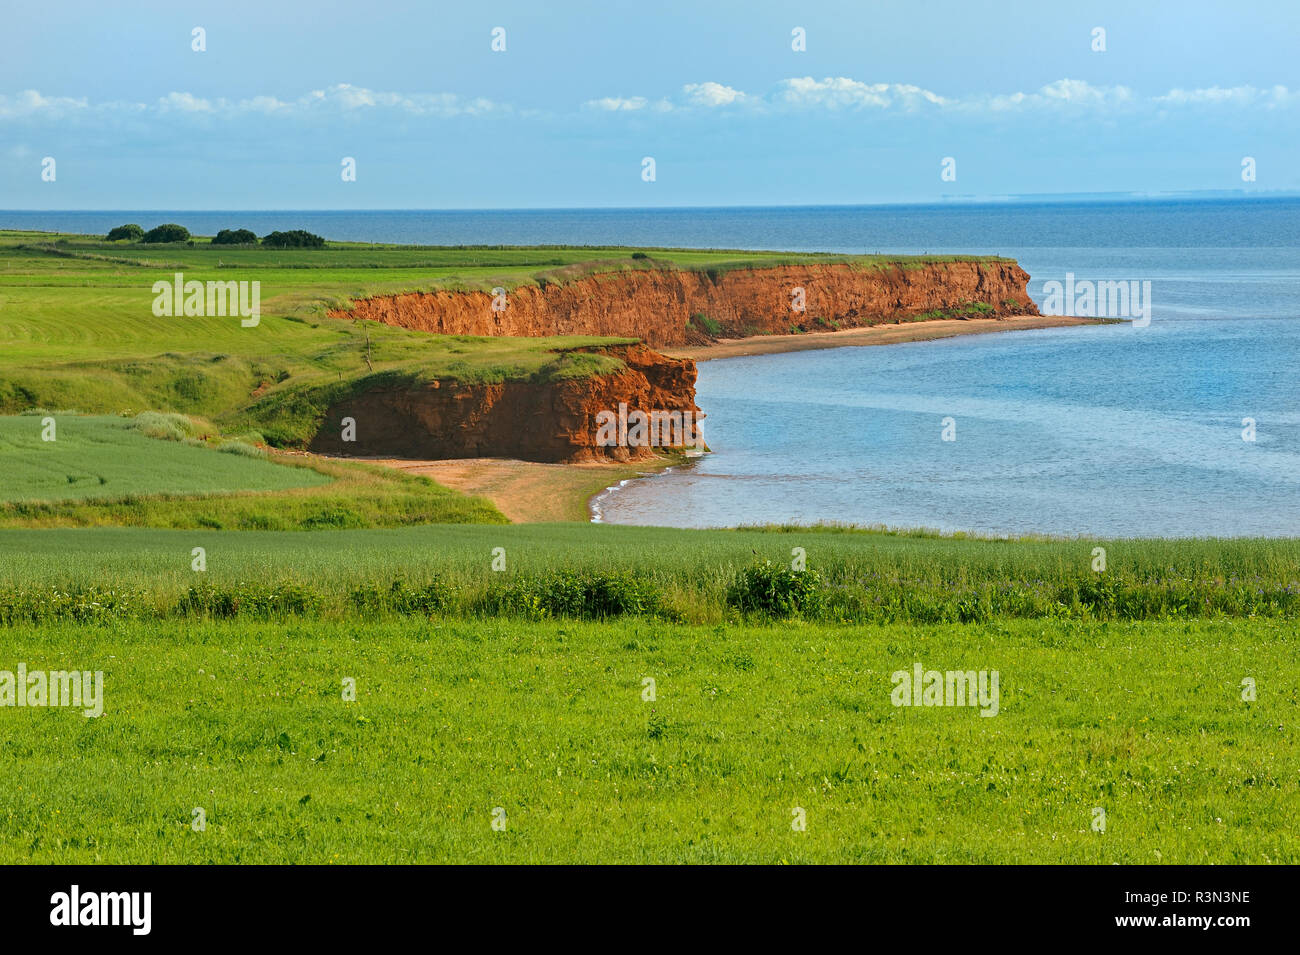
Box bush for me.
[141,223,191,243]
[482,571,663,620]
[105,224,144,241]
[212,229,258,245]
[130,411,202,442]
[726,560,825,617]
[349,578,450,617]
[177,582,322,619]
[217,440,266,458]
[262,229,325,249]
[0,586,143,625]
[691,313,724,336]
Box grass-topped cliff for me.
[0,229,1011,446]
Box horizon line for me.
[3,191,1297,215]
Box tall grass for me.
[2,526,1297,625]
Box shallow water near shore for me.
[598,315,1300,536]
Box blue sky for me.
[3,0,1298,208]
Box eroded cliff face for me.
[329,261,1037,347]
[315,261,1036,463]
[309,344,701,463]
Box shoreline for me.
[353,317,1111,523]
[662,314,1110,361]
[345,453,681,524]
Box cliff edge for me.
[309,343,700,463]
[316,259,1038,463]
[330,260,1037,348]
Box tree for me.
[141,223,191,243]
[212,229,258,245]
[105,224,144,241]
[261,229,325,249]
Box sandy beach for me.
[663,314,1107,361]
[356,455,678,523]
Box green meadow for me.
[0,616,1292,864]
[0,414,503,529]
[0,414,329,502]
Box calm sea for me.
[7,199,1299,536]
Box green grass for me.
[689,313,724,337]
[910,301,998,322]
[0,415,505,529]
[1,615,1292,863]
[1,523,1297,624]
[0,414,329,502]
[0,230,1009,446]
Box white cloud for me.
[979,78,1133,112]
[584,96,649,112]
[292,84,499,116]
[0,90,89,119]
[776,77,946,110]
[4,79,1298,127]
[682,82,745,107]
[1154,84,1296,108]
[0,84,503,121]
[589,75,1292,117]
[241,95,293,113]
[158,91,214,113]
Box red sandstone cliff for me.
[308,343,700,463]
[313,260,1037,463]
[329,260,1037,347]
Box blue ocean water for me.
[6,199,1299,535]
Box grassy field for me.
[0,413,329,502]
[1,523,1298,624]
[0,415,504,529]
[1,615,1292,863]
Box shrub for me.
[217,440,266,458]
[631,252,649,260]
[213,229,258,245]
[349,578,449,617]
[691,313,724,336]
[482,571,663,620]
[0,586,143,625]
[301,505,366,529]
[177,582,322,619]
[141,223,191,243]
[130,411,202,442]
[105,224,144,241]
[262,229,325,249]
[726,560,825,617]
